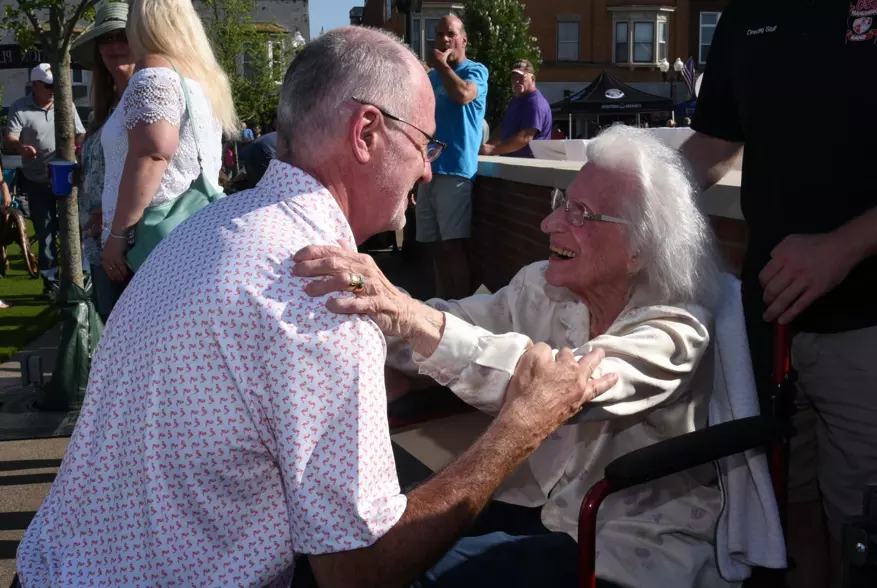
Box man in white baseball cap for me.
[30,62,53,85]
[4,63,86,298]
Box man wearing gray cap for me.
[5,63,86,297]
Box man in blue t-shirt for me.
[416,14,487,300]
[480,59,551,158]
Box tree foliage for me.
[463,0,542,128]
[3,0,104,289]
[202,0,297,129]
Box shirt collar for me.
[256,159,358,250]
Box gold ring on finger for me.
[348,273,366,293]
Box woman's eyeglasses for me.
[351,97,446,162]
[98,31,128,45]
[550,188,630,226]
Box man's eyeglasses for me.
[98,31,128,45]
[351,97,446,162]
[550,188,630,226]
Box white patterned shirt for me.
[17,161,407,587]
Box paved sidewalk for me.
[0,325,75,442]
[0,324,67,587]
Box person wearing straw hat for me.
[69,1,136,319]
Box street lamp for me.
[658,58,683,123]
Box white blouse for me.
[100,67,222,245]
[388,262,736,587]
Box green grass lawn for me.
[0,220,59,362]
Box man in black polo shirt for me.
[681,2,877,587]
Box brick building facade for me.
[360,0,727,105]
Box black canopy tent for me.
[551,71,673,137]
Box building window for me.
[557,21,579,61]
[614,22,628,63]
[632,21,654,62]
[425,17,440,51]
[610,8,672,65]
[412,17,421,56]
[657,21,668,62]
[699,12,721,63]
[385,0,392,22]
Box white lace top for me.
[100,67,222,245]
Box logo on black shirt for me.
[848,0,877,41]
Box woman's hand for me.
[101,235,131,283]
[292,244,419,339]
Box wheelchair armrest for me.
[604,415,779,491]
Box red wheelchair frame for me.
[577,324,794,588]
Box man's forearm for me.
[434,63,475,105]
[311,415,537,588]
[835,205,877,265]
[679,132,742,192]
[5,136,22,154]
[489,130,536,155]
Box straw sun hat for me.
[70,3,130,70]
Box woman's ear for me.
[627,249,643,274]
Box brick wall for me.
[471,176,747,292]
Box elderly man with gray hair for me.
[14,27,616,588]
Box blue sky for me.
[310,0,363,38]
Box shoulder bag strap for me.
[168,60,205,172]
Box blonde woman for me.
[100,0,237,283]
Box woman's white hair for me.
[586,124,721,308]
[128,0,238,137]
[276,26,419,160]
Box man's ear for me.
[351,107,381,165]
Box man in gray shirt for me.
[5,63,85,296]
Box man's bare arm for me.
[433,62,478,105]
[309,345,617,588]
[679,132,743,192]
[482,128,538,155]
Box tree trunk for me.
[49,47,84,289]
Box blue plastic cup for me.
[48,160,76,197]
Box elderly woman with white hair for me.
[294,124,726,587]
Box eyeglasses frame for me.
[350,97,446,162]
[550,188,630,226]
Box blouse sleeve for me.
[385,270,531,414]
[123,68,185,130]
[406,300,712,420]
